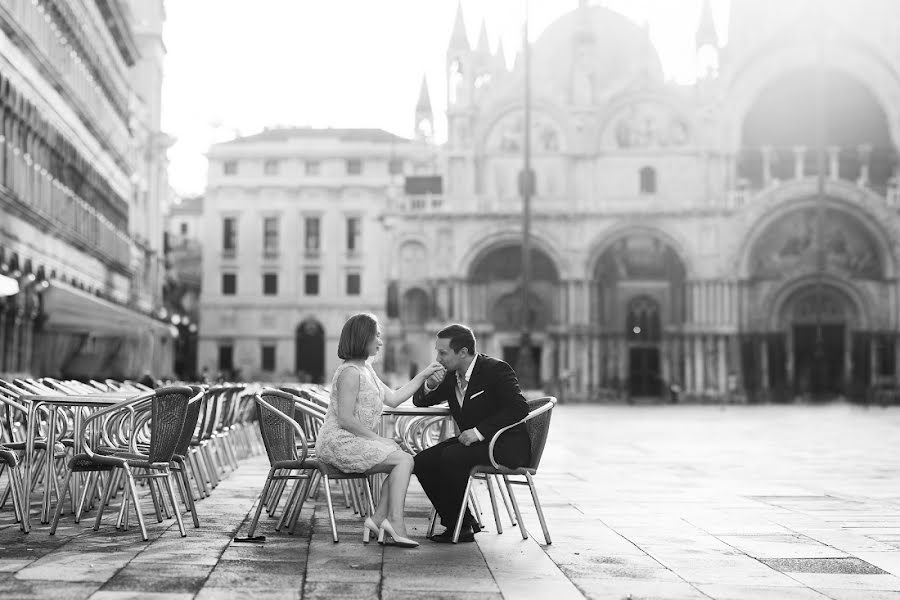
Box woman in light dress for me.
[315,313,442,548]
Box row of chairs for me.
[0,378,262,539]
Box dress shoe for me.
[429,525,475,543]
[378,519,419,548]
[362,516,381,544]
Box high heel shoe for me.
[363,517,381,544]
[377,519,419,548]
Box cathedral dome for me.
[529,6,663,99]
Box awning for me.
[42,281,172,339]
[0,274,18,297]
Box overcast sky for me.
[160,0,730,196]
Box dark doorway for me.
[503,345,542,388]
[295,319,325,383]
[629,347,661,397]
[793,324,844,396]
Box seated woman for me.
[315,313,442,548]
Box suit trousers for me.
[413,433,529,528]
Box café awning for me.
[42,281,171,339]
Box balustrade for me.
[735,144,898,201]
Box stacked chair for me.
[0,376,263,539]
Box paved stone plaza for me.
[1,404,900,599]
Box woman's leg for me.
[367,450,415,535]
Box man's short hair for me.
[338,313,378,360]
[437,324,476,355]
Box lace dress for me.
[315,362,401,472]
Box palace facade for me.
[385,0,900,401]
[0,0,173,379]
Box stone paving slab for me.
[1,405,900,598]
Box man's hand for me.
[458,428,480,446]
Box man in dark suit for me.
[412,324,531,543]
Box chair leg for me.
[11,468,29,533]
[453,476,474,543]
[178,467,200,528]
[123,467,148,541]
[94,470,118,531]
[147,477,164,523]
[495,474,517,526]
[525,472,551,545]
[288,477,311,534]
[322,474,339,543]
[247,469,275,537]
[503,476,527,540]
[362,478,376,516]
[163,472,186,537]
[277,478,304,532]
[427,510,439,538]
[484,475,503,534]
[48,469,74,535]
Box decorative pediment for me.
[601,101,690,149]
[485,111,564,154]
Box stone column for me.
[661,337,670,385]
[871,336,879,385]
[827,145,840,180]
[792,145,806,179]
[694,335,705,392]
[459,281,469,322]
[858,144,872,187]
[718,335,727,393]
[760,337,770,390]
[684,336,694,392]
[761,145,774,186]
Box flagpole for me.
[515,0,538,389]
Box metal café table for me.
[20,392,137,527]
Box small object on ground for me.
[233,535,266,543]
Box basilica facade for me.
[384,0,900,402]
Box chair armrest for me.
[486,399,555,470]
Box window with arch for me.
[639,166,657,195]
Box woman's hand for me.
[421,362,446,388]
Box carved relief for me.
[750,208,881,280]
[486,111,564,154]
[603,102,690,149]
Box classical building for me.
[0,0,173,379]
[384,0,900,402]
[198,128,432,382]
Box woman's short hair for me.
[338,313,378,360]
[437,324,476,355]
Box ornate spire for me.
[695,0,719,49]
[449,1,469,51]
[416,75,432,115]
[476,18,491,55]
[493,37,507,73]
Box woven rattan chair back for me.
[524,397,556,471]
[256,389,302,464]
[173,387,205,457]
[147,387,191,464]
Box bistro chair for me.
[443,396,557,544]
[49,386,193,541]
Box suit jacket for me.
[413,354,530,462]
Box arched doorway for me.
[468,243,561,385]
[593,233,687,397]
[781,285,855,397]
[295,319,325,383]
[742,202,889,400]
